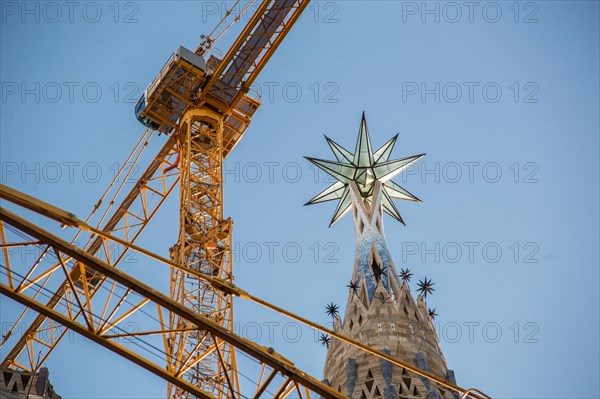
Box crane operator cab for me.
[135,46,210,135]
[135,44,262,158]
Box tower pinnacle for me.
[306,114,458,399]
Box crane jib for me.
[133,0,306,136]
[212,0,299,103]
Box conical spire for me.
[307,114,457,399]
[318,179,457,398]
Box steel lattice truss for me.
[1,130,179,372]
[168,110,236,398]
[1,2,311,396]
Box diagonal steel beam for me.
[0,185,489,399]
[0,136,179,370]
[0,282,217,399]
[0,206,346,399]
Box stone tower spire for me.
[306,114,458,399]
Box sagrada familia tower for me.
[306,114,458,399]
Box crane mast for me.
[168,111,236,398]
[162,2,309,396]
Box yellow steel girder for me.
[0,185,490,399]
[0,205,346,399]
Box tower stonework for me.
[305,114,458,399]
[322,182,457,399]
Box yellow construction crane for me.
[2,1,311,397]
[0,2,492,399]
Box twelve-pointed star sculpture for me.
[305,113,425,227]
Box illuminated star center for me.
[305,113,425,227]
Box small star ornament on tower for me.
[305,112,425,226]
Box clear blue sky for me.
[1,1,598,398]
